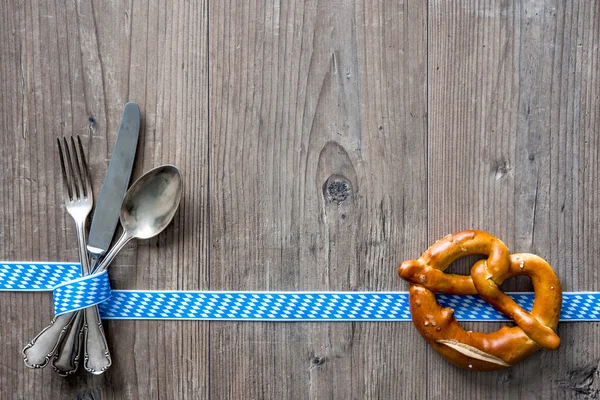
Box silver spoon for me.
[76,164,182,372]
[94,164,183,273]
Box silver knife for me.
[88,102,141,259]
[76,102,141,375]
[82,102,140,374]
[84,102,140,374]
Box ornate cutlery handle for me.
[74,222,112,374]
[83,306,112,373]
[23,312,76,369]
[52,311,84,376]
[52,223,112,375]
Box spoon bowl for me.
[96,164,182,273]
[120,165,182,239]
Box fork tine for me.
[70,136,86,198]
[57,138,73,201]
[61,137,77,199]
[75,135,92,198]
[65,137,84,199]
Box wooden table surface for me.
[1,0,599,399]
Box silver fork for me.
[22,136,111,375]
[55,136,112,375]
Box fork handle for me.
[23,312,76,368]
[51,238,90,375]
[52,311,84,375]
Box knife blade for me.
[87,102,140,257]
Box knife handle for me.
[83,304,112,374]
[23,312,76,369]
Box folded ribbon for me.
[53,271,111,315]
[1,262,599,321]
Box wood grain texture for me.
[429,0,600,399]
[0,0,599,398]
[0,0,209,398]
[208,0,427,398]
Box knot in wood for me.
[311,356,325,366]
[323,175,350,203]
[398,230,562,371]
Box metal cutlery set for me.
[21,103,182,376]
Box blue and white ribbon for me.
[0,262,80,291]
[53,271,111,315]
[1,262,599,322]
[0,262,111,315]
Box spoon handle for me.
[94,231,132,273]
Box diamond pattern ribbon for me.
[0,262,80,290]
[1,262,599,321]
[53,271,111,315]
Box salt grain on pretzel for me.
[398,230,562,371]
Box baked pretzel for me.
[398,230,562,370]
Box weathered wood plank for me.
[208,0,427,398]
[428,0,600,398]
[0,0,209,398]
